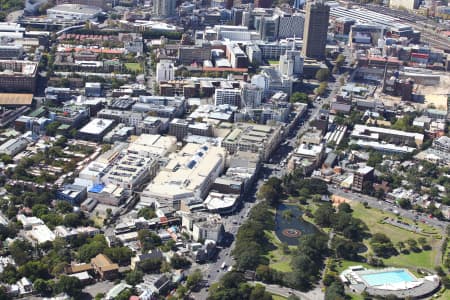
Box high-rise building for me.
[156,60,175,82]
[301,1,330,60]
[153,0,176,18]
[241,84,262,108]
[279,50,304,76]
[293,0,305,9]
[277,13,305,39]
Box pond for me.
[275,204,319,246]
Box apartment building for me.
[0,60,38,93]
[222,122,282,162]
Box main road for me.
[190,76,342,299]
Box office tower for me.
[301,1,330,60]
[277,13,305,39]
[241,84,262,108]
[153,0,176,18]
[156,60,175,82]
[279,50,304,76]
[259,16,278,42]
[293,0,305,9]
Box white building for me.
[28,224,56,244]
[17,214,44,230]
[156,60,175,82]
[127,134,177,157]
[214,89,241,107]
[140,143,226,209]
[47,4,102,21]
[0,137,29,156]
[101,153,158,190]
[279,50,304,76]
[182,212,224,243]
[390,0,420,10]
[204,192,239,214]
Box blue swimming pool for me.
[361,270,416,286]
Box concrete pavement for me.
[250,281,324,300]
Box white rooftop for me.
[79,118,114,135]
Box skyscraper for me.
[301,1,330,60]
[153,0,176,18]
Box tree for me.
[290,92,309,104]
[32,204,49,218]
[314,203,335,227]
[34,279,52,296]
[257,184,280,206]
[176,285,188,299]
[396,241,406,253]
[9,239,34,266]
[115,288,133,300]
[367,151,383,167]
[397,198,412,209]
[54,275,82,297]
[63,213,83,227]
[77,236,107,262]
[138,229,162,251]
[170,254,191,269]
[137,207,156,220]
[160,260,171,273]
[335,54,345,66]
[315,68,330,82]
[406,238,421,252]
[56,201,73,214]
[314,82,327,96]
[249,284,272,300]
[325,281,346,300]
[104,246,133,265]
[337,202,352,213]
[18,261,51,282]
[0,264,20,284]
[370,233,396,257]
[140,258,162,273]
[186,269,203,289]
[125,270,144,286]
[45,121,61,136]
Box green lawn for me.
[264,230,294,273]
[271,295,286,300]
[344,203,441,271]
[268,60,279,65]
[384,249,437,271]
[124,62,143,72]
[348,293,364,300]
[435,288,450,299]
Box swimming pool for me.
[361,270,416,287]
